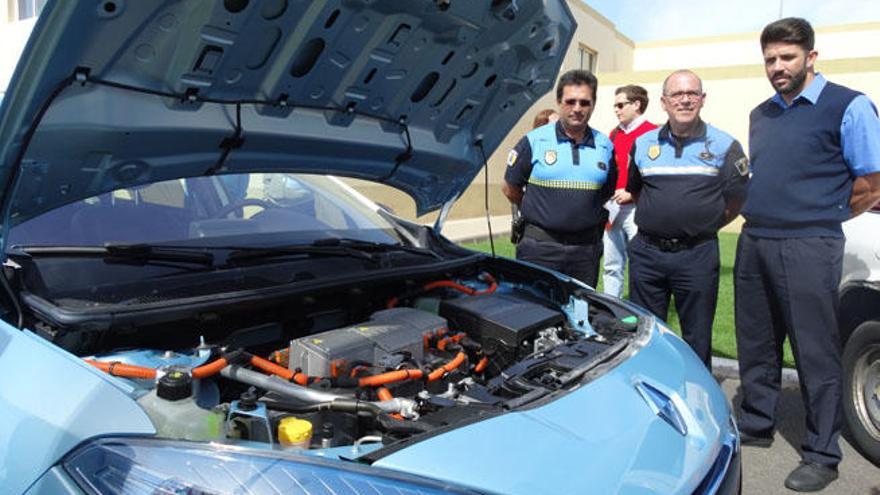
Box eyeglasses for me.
[664,90,703,101]
[563,98,593,108]
[613,101,634,110]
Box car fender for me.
[0,322,154,494]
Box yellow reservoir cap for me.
[278,417,313,446]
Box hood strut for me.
[0,69,81,263]
[477,140,496,258]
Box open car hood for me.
[0,0,574,232]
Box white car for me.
[840,204,880,466]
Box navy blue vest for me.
[742,82,860,237]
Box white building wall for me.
[633,22,880,71]
[0,18,36,92]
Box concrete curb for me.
[712,356,800,385]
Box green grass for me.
[463,233,795,366]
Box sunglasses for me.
[664,90,703,101]
[563,98,592,108]
[613,101,633,110]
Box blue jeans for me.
[602,204,637,298]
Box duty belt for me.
[639,231,717,253]
[523,223,602,245]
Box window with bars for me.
[13,0,47,20]
[578,44,597,72]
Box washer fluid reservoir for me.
[137,370,224,441]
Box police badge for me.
[506,149,518,167]
[544,150,557,165]
[647,145,661,160]
[597,162,607,171]
[735,157,750,176]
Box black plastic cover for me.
[439,293,564,354]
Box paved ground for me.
[718,376,880,494]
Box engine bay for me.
[18,257,644,460]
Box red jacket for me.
[610,120,657,190]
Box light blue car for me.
[0,1,739,494]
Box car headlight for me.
[63,437,481,494]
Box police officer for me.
[502,70,615,287]
[626,70,748,368]
[735,18,880,492]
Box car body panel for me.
[23,467,81,495]
[0,320,155,494]
[376,325,734,495]
[842,211,880,286]
[0,0,574,232]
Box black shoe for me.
[783,462,838,492]
[739,431,773,448]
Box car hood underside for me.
[0,0,574,229]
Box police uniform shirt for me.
[626,121,748,239]
[504,121,616,233]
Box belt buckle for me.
[659,238,683,252]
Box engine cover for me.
[439,293,564,362]
[288,308,446,376]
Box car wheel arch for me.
[841,319,880,466]
[838,282,880,345]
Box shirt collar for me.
[619,114,648,134]
[658,119,707,143]
[555,120,595,148]
[770,72,826,109]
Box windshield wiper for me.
[225,238,441,266]
[13,244,215,267]
[225,242,379,265]
[311,237,443,259]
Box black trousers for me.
[628,234,719,368]
[734,232,844,467]
[516,235,602,287]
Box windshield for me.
[8,173,404,248]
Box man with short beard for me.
[735,17,880,492]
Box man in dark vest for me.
[735,17,880,492]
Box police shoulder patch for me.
[506,149,519,167]
[735,157,750,176]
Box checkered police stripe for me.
[527,177,603,190]
[640,165,719,176]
